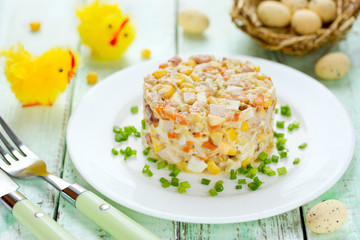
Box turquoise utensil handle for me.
[75,191,159,240]
[13,199,77,240]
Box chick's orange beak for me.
[110,18,129,46]
[68,50,76,82]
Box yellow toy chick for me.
[0,44,79,107]
[77,0,135,60]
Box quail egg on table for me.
[178,9,209,34]
[315,52,351,80]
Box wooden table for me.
[0,0,359,239]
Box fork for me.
[0,116,159,240]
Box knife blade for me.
[0,169,77,240]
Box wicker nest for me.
[231,0,360,55]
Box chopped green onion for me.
[264,158,271,165]
[238,179,246,184]
[134,132,141,137]
[246,164,253,169]
[160,177,168,183]
[171,177,179,187]
[146,169,153,177]
[277,167,287,175]
[253,177,263,187]
[131,106,138,114]
[169,168,181,177]
[258,162,265,173]
[288,124,295,131]
[119,146,136,160]
[246,168,258,179]
[263,167,276,176]
[276,121,285,129]
[115,133,128,142]
[111,148,119,155]
[141,119,146,130]
[271,155,279,163]
[157,161,167,169]
[274,132,284,138]
[292,121,300,128]
[248,182,260,191]
[293,158,300,165]
[235,185,242,190]
[209,189,218,196]
[142,164,149,173]
[180,181,191,188]
[143,147,151,155]
[299,143,307,149]
[238,167,248,175]
[257,152,268,161]
[275,108,279,114]
[215,180,224,192]
[280,151,288,158]
[178,185,187,194]
[113,126,121,133]
[276,138,287,151]
[280,105,291,117]
[160,178,170,188]
[147,157,158,163]
[168,164,175,171]
[230,169,237,180]
[201,178,211,185]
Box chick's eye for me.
[108,24,112,29]
[124,33,128,37]
[59,68,63,73]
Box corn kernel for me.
[159,85,175,98]
[206,159,221,175]
[180,82,194,89]
[87,72,98,85]
[141,49,151,59]
[226,128,238,141]
[190,73,200,82]
[241,121,249,132]
[219,142,231,155]
[179,160,192,173]
[263,97,273,108]
[241,158,251,168]
[185,60,196,68]
[210,131,223,144]
[254,65,260,72]
[181,88,195,93]
[257,74,265,80]
[174,73,186,85]
[181,69,193,75]
[30,22,41,32]
[152,70,167,79]
[152,137,163,152]
[257,135,264,142]
[228,148,237,156]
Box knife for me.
[0,170,77,240]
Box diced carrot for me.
[193,132,201,138]
[196,156,206,160]
[232,112,240,121]
[174,114,187,125]
[182,141,194,153]
[255,93,264,107]
[167,132,179,139]
[209,125,221,131]
[159,63,168,69]
[201,140,217,151]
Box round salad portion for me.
[142,55,276,174]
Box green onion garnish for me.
[293,121,300,128]
[288,124,295,131]
[275,108,278,114]
[180,181,191,189]
[178,185,187,194]
[119,146,136,160]
[299,143,307,149]
[280,105,291,117]
[160,177,170,188]
[235,185,242,190]
[134,132,141,137]
[293,158,300,165]
[274,132,284,138]
[141,119,146,130]
[215,180,224,192]
[277,167,287,175]
[113,126,121,133]
[280,151,288,158]
[160,177,167,183]
[276,138,287,151]
[263,167,276,176]
[142,164,149,173]
[257,152,268,161]
[246,164,253,169]
[238,167,248,175]
[209,189,218,196]
[201,178,211,185]
[147,157,158,163]
[230,169,237,180]
[169,168,181,177]
[238,179,246,184]
[253,177,263,187]
[171,177,179,187]
[271,155,279,163]
[248,182,260,191]
[111,148,119,155]
[276,121,285,129]
[131,106,138,114]
[143,147,150,155]
[146,169,153,177]
[246,168,258,179]
[264,158,271,165]
[157,161,167,169]
[258,162,265,173]
[168,164,175,171]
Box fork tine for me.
[0,116,30,156]
[0,143,16,164]
[0,131,24,160]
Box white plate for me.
[67,55,355,224]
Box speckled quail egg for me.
[178,9,209,34]
[257,1,291,27]
[281,0,308,11]
[315,52,351,80]
[291,9,322,35]
[309,0,337,23]
[306,199,348,233]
